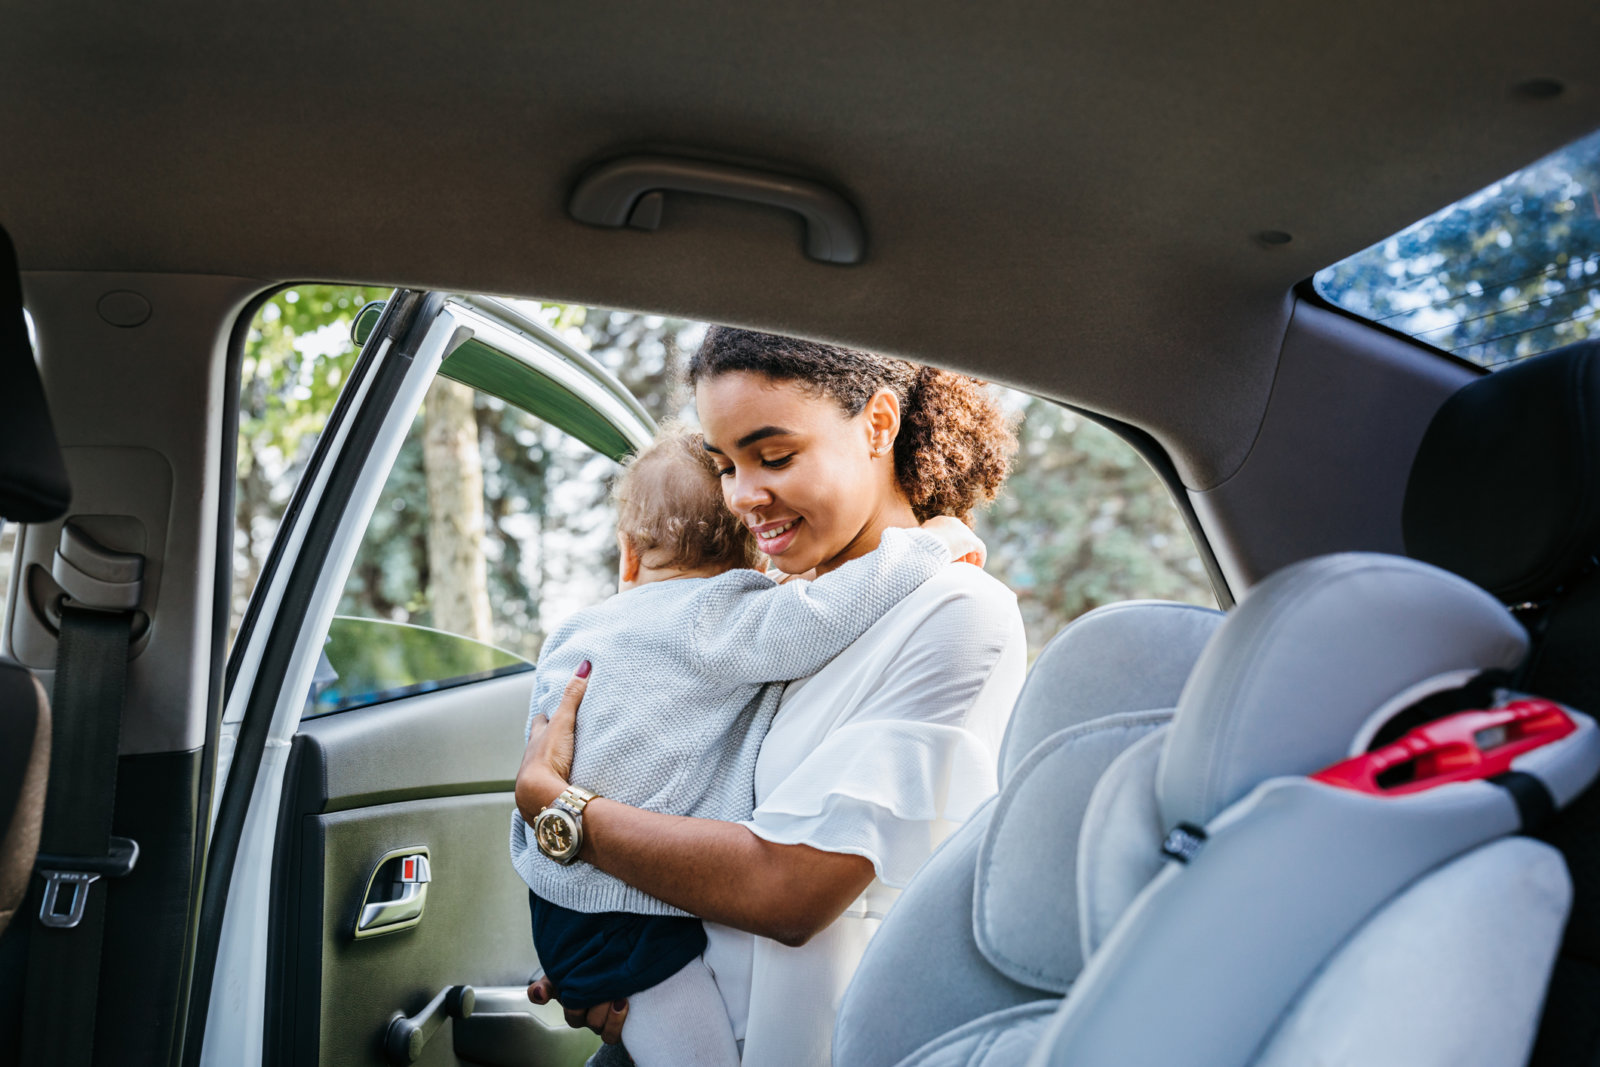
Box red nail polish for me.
[577,660,592,679]
[613,1000,627,1011]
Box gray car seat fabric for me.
[839,553,1600,1067]
[995,600,1222,782]
[834,600,1221,1067]
[1253,836,1571,1067]
[1402,339,1600,1066]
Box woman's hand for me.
[921,515,986,567]
[527,976,629,1045]
[514,660,590,819]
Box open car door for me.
[190,293,653,1067]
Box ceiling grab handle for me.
[568,155,866,265]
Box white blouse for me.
[701,563,1027,1065]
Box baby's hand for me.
[921,515,987,567]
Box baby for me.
[508,423,982,1066]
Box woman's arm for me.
[515,666,876,947]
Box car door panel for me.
[214,294,651,1067]
[269,672,601,1066]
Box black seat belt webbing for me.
[21,605,135,1067]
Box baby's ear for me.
[618,534,642,583]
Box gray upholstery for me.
[996,600,1221,783]
[1157,552,1528,829]
[1255,836,1571,1067]
[975,710,1169,992]
[836,600,1219,1067]
[1029,774,1548,1066]
[839,554,1599,1067]
[1074,728,1168,960]
[833,799,1045,1067]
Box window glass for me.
[235,291,1215,694]
[311,379,619,717]
[525,304,1215,660]
[234,285,390,640]
[1315,126,1600,369]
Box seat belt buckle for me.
[36,836,139,929]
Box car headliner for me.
[5,1,1599,488]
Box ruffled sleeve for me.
[740,565,1028,887]
[744,719,999,885]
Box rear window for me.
[1314,126,1600,369]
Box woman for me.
[516,327,1026,1064]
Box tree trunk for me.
[423,377,492,642]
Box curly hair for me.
[615,422,763,572]
[688,327,1017,523]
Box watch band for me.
[558,784,597,814]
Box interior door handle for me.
[386,984,474,1065]
[356,847,431,939]
[568,154,867,265]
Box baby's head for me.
[614,422,763,588]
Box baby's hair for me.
[614,422,764,573]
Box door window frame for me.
[188,292,653,1067]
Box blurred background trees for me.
[226,292,1214,662]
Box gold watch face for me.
[535,809,578,861]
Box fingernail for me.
[613,1000,627,1011]
[577,660,592,679]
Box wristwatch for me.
[533,785,598,865]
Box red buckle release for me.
[1311,698,1575,796]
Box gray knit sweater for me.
[509,526,952,916]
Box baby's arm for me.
[692,519,983,683]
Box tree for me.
[423,377,491,641]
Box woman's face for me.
[697,371,914,575]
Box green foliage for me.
[234,289,1216,667]
[234,285,390,626]
[975,399,1213,652]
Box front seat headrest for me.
[0,224,70,523]
[1404,340,1600,604]
[1157,552,1528,829]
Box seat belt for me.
[20,525,144,1066]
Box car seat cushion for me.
[974,709,1170,992]
[833,798,1047,1067]
[1403,339,1600,603]
[1157,553,1528,830]
[996,601,1221,784]
[1033,775,1535,1067]
[1074,727,1168,961]
[1254,836,1571,1067]
[889,1000,1061,1067]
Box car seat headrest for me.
[1157,553,1528,829]
[1404,341,1600,604]
[997,601,1223,784]
[0,224,69,523]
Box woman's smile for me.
[751,516,803,555]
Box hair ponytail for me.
[893,365,1016,523]
[689,327,1017,523]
